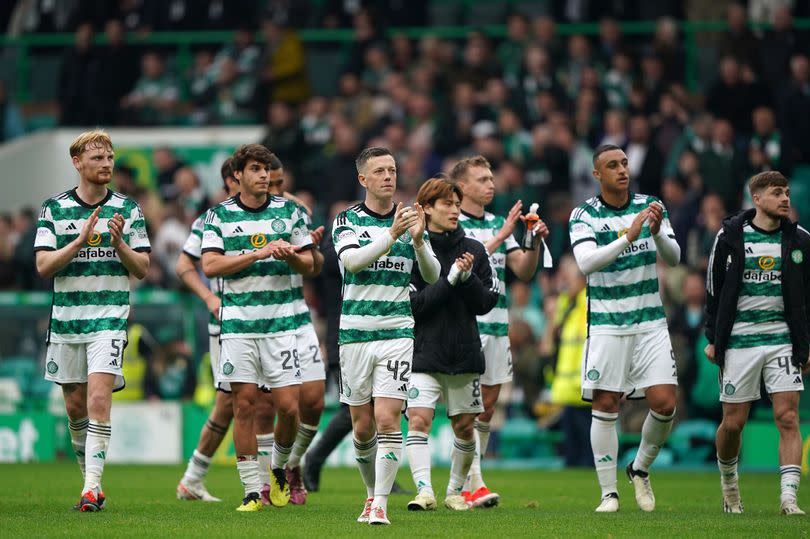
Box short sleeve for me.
[504,232,520,253]
[569,208,596,248]
[332,212,359,256]
[655,198,675,238]
[182,213,206,259]
[289,206,314,250]
[34,201,57,252]
[127,202,151,252]
[201,210,225,254]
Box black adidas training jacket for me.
[705,208,810,368]
[410,227,499,375]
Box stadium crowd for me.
[3,0,810,458]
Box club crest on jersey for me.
[87,232,102,246]
[791,249,803,264]
[46,360,58,374]
[587,369,600,381]
[758,256,776,270]
[250,233,267,248]
[408,387,419,399]
[723,383,736,396]
[271,219,286,233]
[222,361,234,375]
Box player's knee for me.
[407,413,431,433]
[651,403,676,417]
[86,391,111,418]
[775,408,799,432]
[720,417,746,435]
[276,400,299,421]
[452,417,475,440]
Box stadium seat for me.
[667,419,717,465]
[0,356,38,394]
[0,377,22,413]
[29,54,62,102]
[514,0,551,18]
[428,0,465,26]
[305,46,345,98]
[465,0,510,25]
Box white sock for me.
[256,433,274,485]
[591,411,619,497]
[448,437,476,496]
[466,420,490,491]
[373,431,403,511]
[182,449,211,483]
[406,431,432,495]
[780,465,801,505]
[287,423,318,469]
[83,420,111,492]
[272,439,293,471]
[236,455,261,497]
[354,434,378,498]
[717,455,739,491]
[632,409,675,473]
[68,417,88,479]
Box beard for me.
[760,205,790,221]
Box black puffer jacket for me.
[705,208,810,367]
[410,226,500,374]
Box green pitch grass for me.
[1,463,807,538]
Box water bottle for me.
[522,203,540,250]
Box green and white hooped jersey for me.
[34,188,151,343]
[458,210,520,337]
[332,203,426,345]
[182,212,222,337]
[201,195,313,339]
[568,193,671,335]
[291,205,315,331]
[727,224,789,349]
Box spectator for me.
[699,119,747,212]
[257,17,310,106]
[649,17,684,83]
[0,81,25,142]
[361,43,392,94]
[187,49,216,125]
[532,15,564,66]
[706,56,769,137]
[120,51,180,125]
[260,100,304,177]
[760,5,808,93]
[558,34,594,100]
[153,147,185,202]
[719,3,761,74]
[173,167,209,224]
[498,108,532,165]
[58,22,100,126]
[748,106,783,173]
[0,214,15,289]
[668,270,706,406]
[596,17,624,67]
[686,193,725,271]
[545,254,591,467]
[639,54,666,113]
[652,91,687,159]
[144,327,196,400]
[97,19,138,125]
[497,13,531,88]
[780,54,810,166]
[11,207,42,290]
[320,124,361,209]
[664,112,713,178]
[599,109,627,148]
[331,72,377,134]
[212,25,261,78]
[625,114,664,198]
[208,56,256,125]
[603,51,633,110]
[456,31,501,91]
[509,281,544,339]
[660,171,700,254]
[389,33,414,73]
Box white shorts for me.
[297,324,326,383]
[581,329,678,401]
[480,334,513,386]
[218,335,302,390]
[339,338,413,405]
[720,344,804,402]
[209,335,230,392]
[45,339,126,391]
[407,372,484,416]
